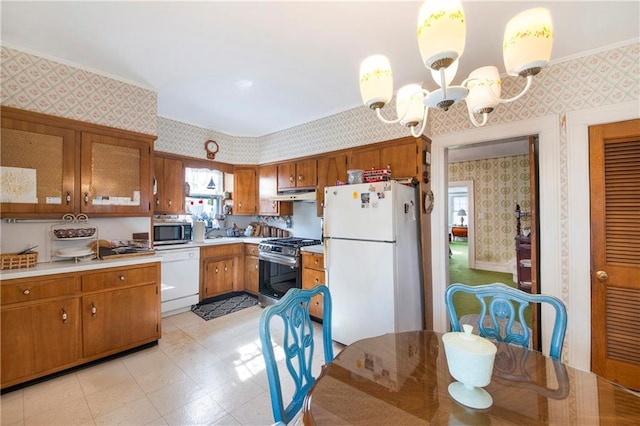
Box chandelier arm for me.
[410,109,429,137]
[375,107,405,125]
[467,108,489,128]
[497,75,534,104]
[374,88,431,125]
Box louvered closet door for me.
[589,118,640,391]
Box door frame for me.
[448,180,475,269]
[431,114,561,356]
[566,100,639,371]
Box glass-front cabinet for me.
[80,132,152,216]
[0,117,76,216]
[1,107,155,218]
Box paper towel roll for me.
[194,221,205,242]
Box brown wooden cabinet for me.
[259,165,292,216]
[1,296,80,386]
[233,166,258,215]
[302,252,326,320]
[200,244,243,300]
[244,243,260,295]
[0,106,155,218]
[80,264,160,357]
[0,262,161,389]
[0,114,76,216]
[278,159,317,191]
[349,146,381,171]
[349,137,418,180]
[515,237,532,293]
[153,155,185,214]
[316,154,349,216]
[80,132,152,216]
[381,140,418,179]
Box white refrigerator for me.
[323,181,423,346]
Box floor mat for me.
[191,292,258,321]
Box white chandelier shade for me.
[358,1,554,134]
[417,0,466,70]
[503,8,554,77]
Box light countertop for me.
[301,244,324,254]
[0,254,162,280]
[1,237,324,280]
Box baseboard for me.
[473,261,511,274]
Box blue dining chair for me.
[445,283,567,360]
[259,286,334,425]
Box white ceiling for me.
[2,1,639,137]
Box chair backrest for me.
[259,286,334,424]
[445,283,567,360]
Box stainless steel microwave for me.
[153,221,192,245]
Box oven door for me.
[258,253,301,306]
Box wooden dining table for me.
[303,331,640,425]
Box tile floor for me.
[1,305,342,426]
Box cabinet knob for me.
[168,200,172,207]
[61,308,68,323]
[314,278,319,283]
[91,303,97,317]
[224,266,228,272]
[66,192,71,205]
[596,270,609,281]
[23,289,31,295]
[156,198,160,206]
[255,263,259,269]
[298,175,303,182]
[84,192,89,205]
[120,275,125,281]
[215,267,219,273]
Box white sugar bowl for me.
[442,324,497,409]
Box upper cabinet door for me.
[295,159,317,189]
[259,165,292,216]
[154,156,184,214]
[277,162,297,191]
[381,141,418,179]
[80,132,152,216]
[233,166,258,215]
[349,148,381,171]
[277,159,317,191]
[1,117,76,217]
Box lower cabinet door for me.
[1,298,80,385]
[82,284,159,357]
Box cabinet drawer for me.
[1,276,78,305]
[201,243,242,259]
[302,267,325,289]
[302,252,324,270]
[82,265,158,292]
[245,243,259,257]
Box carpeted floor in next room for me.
[448,240,531,326]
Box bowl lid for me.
[442,324,497,355]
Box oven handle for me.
[259,252,299,268]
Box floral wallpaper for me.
[0,46,157,135]
[449,155,530,267]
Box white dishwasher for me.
[160,246,200,316]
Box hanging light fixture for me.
[359,1,553,136]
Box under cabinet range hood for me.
[270,190,317,202]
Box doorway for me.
[448,181,474,269]
[430,114,561,356]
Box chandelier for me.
[359,1,553,136]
